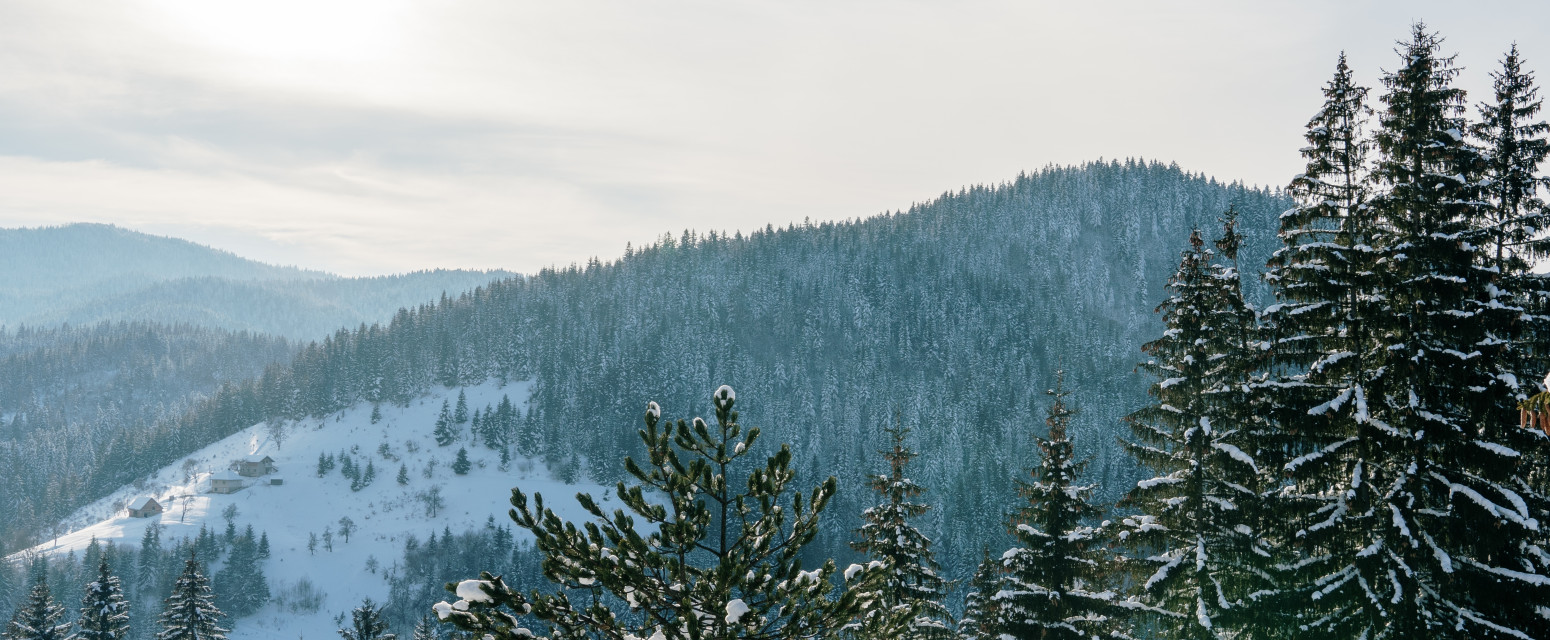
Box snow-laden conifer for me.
[338,598,394,640]
[432,401,455,447]
[74,557,129,640]
[1261,50,1378,402]
[410,616,437,640]
[847,418,952,640]
[156,556,226,640]
[1466,41,1550,639]
[212,532,267,617]
[991,372,1123,640]
[6,575,71,640]
[1121,218,1269,639]
[1474,43,1550,276]
[1257,48,1390,637]
[433,385,882,640]
[954,552,999,640]
[1265,25,1550,638]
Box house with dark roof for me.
[230,454,278,477]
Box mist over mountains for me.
[0,223,512,340]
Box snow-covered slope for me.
[14,381,611,639]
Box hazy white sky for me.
[0,1,1545,275]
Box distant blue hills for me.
[0,223,514,340]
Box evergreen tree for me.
[450,448,471,476]
[1259,47,1391,638]
[1368,28,1550,637]
[453,391,469,425]
[213,532,267,618]
[955,551,999,640]
[75,557,130,640]
[135,526,163,596]
[1120,220,1268,639]
[156,556,225,640]
[410,617,437,640]
[397,464,410,486]
[434,385,881,640]
[317,453,331,478]
[82,538,102,578]
[1262,25,1550,639]
[848,417,951,640]
[470,409,486,449]
[433,401,455,447]
[355,460,376,491]
[338,598,393,640]
[370,405,383,425]
[480,408,505,451]
[1474,43,1550,276]
[1471,42,1550,638]
[992,373,1120,640]
[255,534,269,561]
[192,528,217,566]
[5,575,70,640]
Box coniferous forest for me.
[431,26,1550,639]
[0,23,1547,640]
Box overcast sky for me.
[0,1,1545,276]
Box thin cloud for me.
[0,0,1544,274]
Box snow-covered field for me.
[12,380,612,639]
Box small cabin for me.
[209,470,246,494]
[230,455,278,478]
[126,496,163,518]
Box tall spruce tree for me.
[1363,24,1521,637]
[991,373,1121,640]
[410,617,437,640]
[1262,50,1377,403]
[1258,49,1389,638]
[156,556,226,640]
[954,552,1000,640]
[1466,40,1550,639]
[5,575,70,640]
[1120,219,1268,639]
[1474,43,1550,277]
[75,557,130,640]
[848,418,952,640]
[1265,25,1550,639]
[433,401,455,447]
[338,598,394,640]
[433,385,884,640]
[212,533,267,617]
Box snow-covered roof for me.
[126,496,158,510]
[210,470,245,481]
[241,454,274,463]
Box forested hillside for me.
[0,322,296,543]
[54,160,1285,577]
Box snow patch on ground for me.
[12,380,611,639]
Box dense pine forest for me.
[1,23,1547,640]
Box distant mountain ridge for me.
[0,223,514,340]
